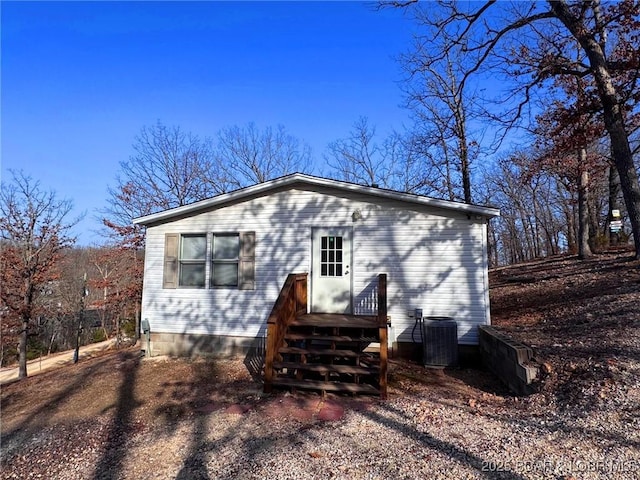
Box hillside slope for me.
[490,252,640,412]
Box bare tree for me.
[0,171,78,378]
[390,0,640,258]
[325,117,391,187]
[215,122,313,189]
[103,122,220,230]
[385,131,436,194]
[400,26,483,203]
[482,153,569,264]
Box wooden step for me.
[284,333,378,343]
[273,361,379,375]
[285,333,353,342]
[278,347,360,357]
[278,347,361,358]
[291,313,380,328]
[359,355,381,367]
[271,377,380,395]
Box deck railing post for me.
[377,273,388,399]
[377,274,387,327]
[264,323,277,393]
[295,274,308,315]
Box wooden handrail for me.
[264,273,307,393]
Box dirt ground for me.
[1,348,509,479]
[489,250,640,411]
[1,251,639,479]
[0,347,505,449]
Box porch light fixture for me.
[352,209,362,222]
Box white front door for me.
[311,227,352,313]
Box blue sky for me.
[1,1,416,245]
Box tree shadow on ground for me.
[92,350,141,480]
[360,402,530,480]
[1,350,138,456]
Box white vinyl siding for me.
[140,186,491,344]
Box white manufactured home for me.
[133,173,499,363]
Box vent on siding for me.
[422,317,458,367]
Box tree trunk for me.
[19,278,34,379]
[606,118,640,257]
[18,318,28,379]
[608,165,621,246]
[578,154,593,259]
[48,330,57,356]
[453,96,472,204]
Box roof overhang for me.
[132,173,500,226]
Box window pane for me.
[321,264,327,276]
[328,264,335,276]
[181,235,206,260]
[336,237,342,249]
[180,263,205,287]
[321,237,327,249]
[336,264,342,276]
[212,263,238,286]
[213,235,239,259]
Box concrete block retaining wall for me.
[478,325,540,396]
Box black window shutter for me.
[239,231,255,290]
[163,233,179,289]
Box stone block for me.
[478,325,540,396]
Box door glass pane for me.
[320,235,343,277]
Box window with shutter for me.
[162,231,255,290]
